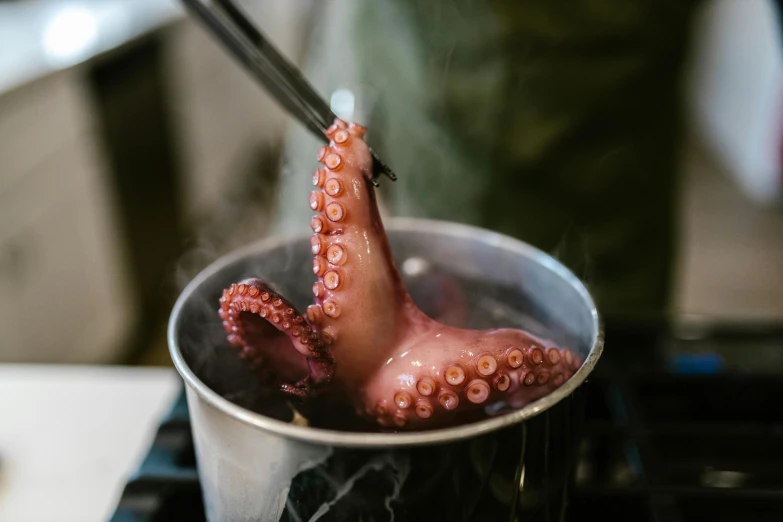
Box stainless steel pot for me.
[168,218,603,522]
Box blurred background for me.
[1,1,783,521]
[0,0,781,369]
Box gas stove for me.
[109,319,783,521]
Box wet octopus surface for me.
[219,119,582,431]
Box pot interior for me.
[171,220,600,435]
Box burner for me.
[110,320,783,522]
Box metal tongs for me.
[180,0,397,186]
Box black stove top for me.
[109,320,783,522]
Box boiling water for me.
[177,253,581,434]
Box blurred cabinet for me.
[0,2,311,363]
[163,2,312,224]
[0,71,135,363]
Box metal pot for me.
[168,218,603,522]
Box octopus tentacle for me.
[306,119,415,391]
[218,117,582,431]
[219,278,334,398]
[367,333,583,428]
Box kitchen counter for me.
[0,0,183,96]
[0,364,181,522]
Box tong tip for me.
[370,150,397,185]
[321,130,396,185]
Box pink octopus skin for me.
[219,118,582,430]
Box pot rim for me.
[168,218,604,448]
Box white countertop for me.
[0,0,184,96]
[0,364,182,522]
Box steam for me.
[174,140,285,293]
[170,139,311,417]
[549,224,598,301]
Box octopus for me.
[218,118,582,430]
